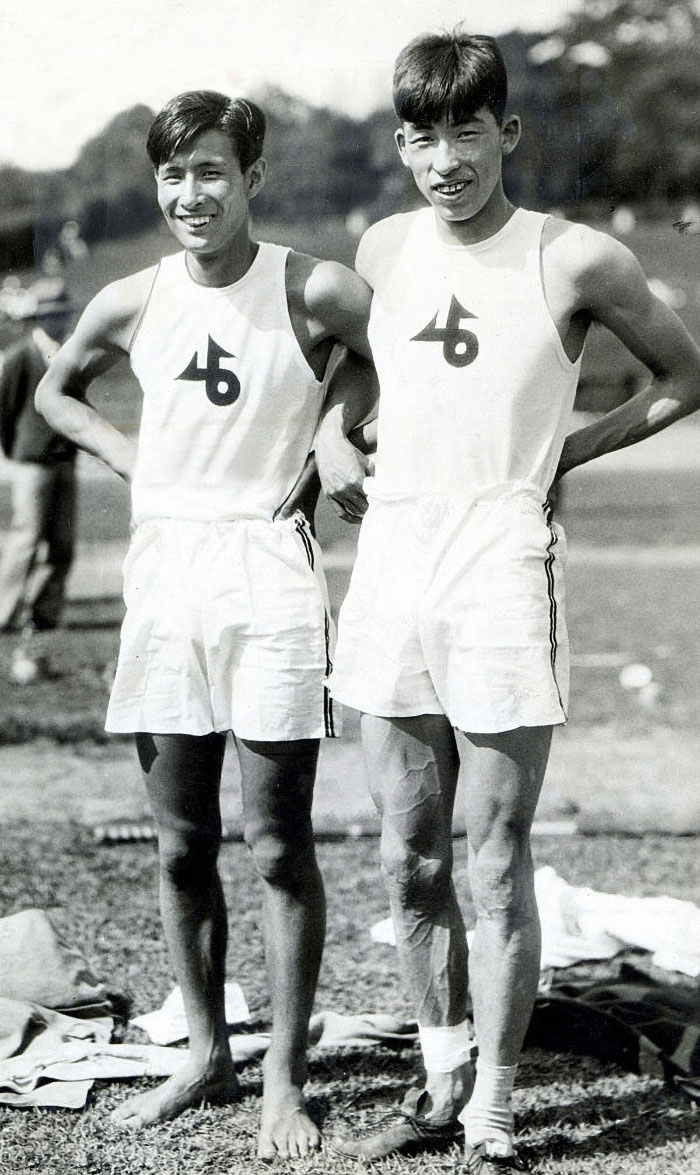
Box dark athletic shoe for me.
[330,1090,463,1161]
[464,1140,531,1172]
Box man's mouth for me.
[432,181,468,197]
[178,214,215,228]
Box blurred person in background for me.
[0,284,77,649]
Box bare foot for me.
[110,1054,239,1131]
[257,1050,321,1160]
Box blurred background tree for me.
[1,0,700,272]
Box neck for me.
[185,235,259,287]
[434,187,516,247]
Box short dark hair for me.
[146,91,266,170]
[393,30,507,126]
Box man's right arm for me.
[312,224,383,521]
[313,345,378,521]
[35,274,150,481]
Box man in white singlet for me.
[315,29,700,1171]
[35,91,373,1160]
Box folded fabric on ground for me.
[225,1010,419,1062]
[527,976,700,1095]
[371,867,700,976]
[132,982,250,1044]
[0,997,192,1108]
[535,866,700,975]
[0,908,109,1013]
[0,981,419,1109]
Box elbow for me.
[34,379,56,426]
[34,379,48,419]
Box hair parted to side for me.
[146,91,266,170]
[393,29,507,127]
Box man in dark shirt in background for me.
[0,285,77,646]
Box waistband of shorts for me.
[129,510,310,535]
[365,478,549,512]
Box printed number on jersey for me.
[177,335,241,405]
[411,295,479,369]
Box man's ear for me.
[394,127,409,167]
[246,157,267,199]
[501,115,521,156]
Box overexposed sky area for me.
[0,0,581,171]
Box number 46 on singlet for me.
[411,295,479,369]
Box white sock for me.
[418,1018,476,1073]
[459,1059,517,1157]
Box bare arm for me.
[275,347,378,526]
[314,347,378,522]
[35,273,151,481]
[555,233,700,480]
[287,253,377,521]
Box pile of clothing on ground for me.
[4,868,700,1111]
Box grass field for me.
[1,824,700,1175]
[1,212,700,1172]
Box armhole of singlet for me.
[127,262,161,353]
[282,248,325,387]
[536,214,581,371]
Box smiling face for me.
[156,128,266,262]
[395,107,520,242]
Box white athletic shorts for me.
[329,483,569,734]
[105,513,338,740]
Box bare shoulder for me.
[76,266,158,351]
[542,216,645,307]
[356,212,417,286]
[286,250,371,320]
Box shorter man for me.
[36,90,373,1160]
[0,285,77,638]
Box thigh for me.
[236,737,320,837]
[361,713,459,848]
[330,504,443,719]
[456,725,552,848]
[135,731,227,836]
[425,497,569,733]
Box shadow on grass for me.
[524,1080,698,1165]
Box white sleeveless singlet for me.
[366,207,581,503]
[129,244,324,523]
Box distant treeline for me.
[2,2,700,271]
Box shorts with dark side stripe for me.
[106,512,338,740]
[329,483,568,734]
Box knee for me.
[380,832,451,911]
[158,827,220,891]
[468,830,535,926]
[244,823,314,888]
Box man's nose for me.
[180,173,202,205]
[433,140,460,174]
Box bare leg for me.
[361,713,474,1123]
[111,731,239,1130]
[456,724,552,1155]
[457,724,551,1067]
[0,462,51,629]
[237,736,324,1160]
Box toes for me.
[110,1108,145,1131]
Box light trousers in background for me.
[0,460,76,630]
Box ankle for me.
[423,1059,475,1121]
[459,1059,517,1155]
